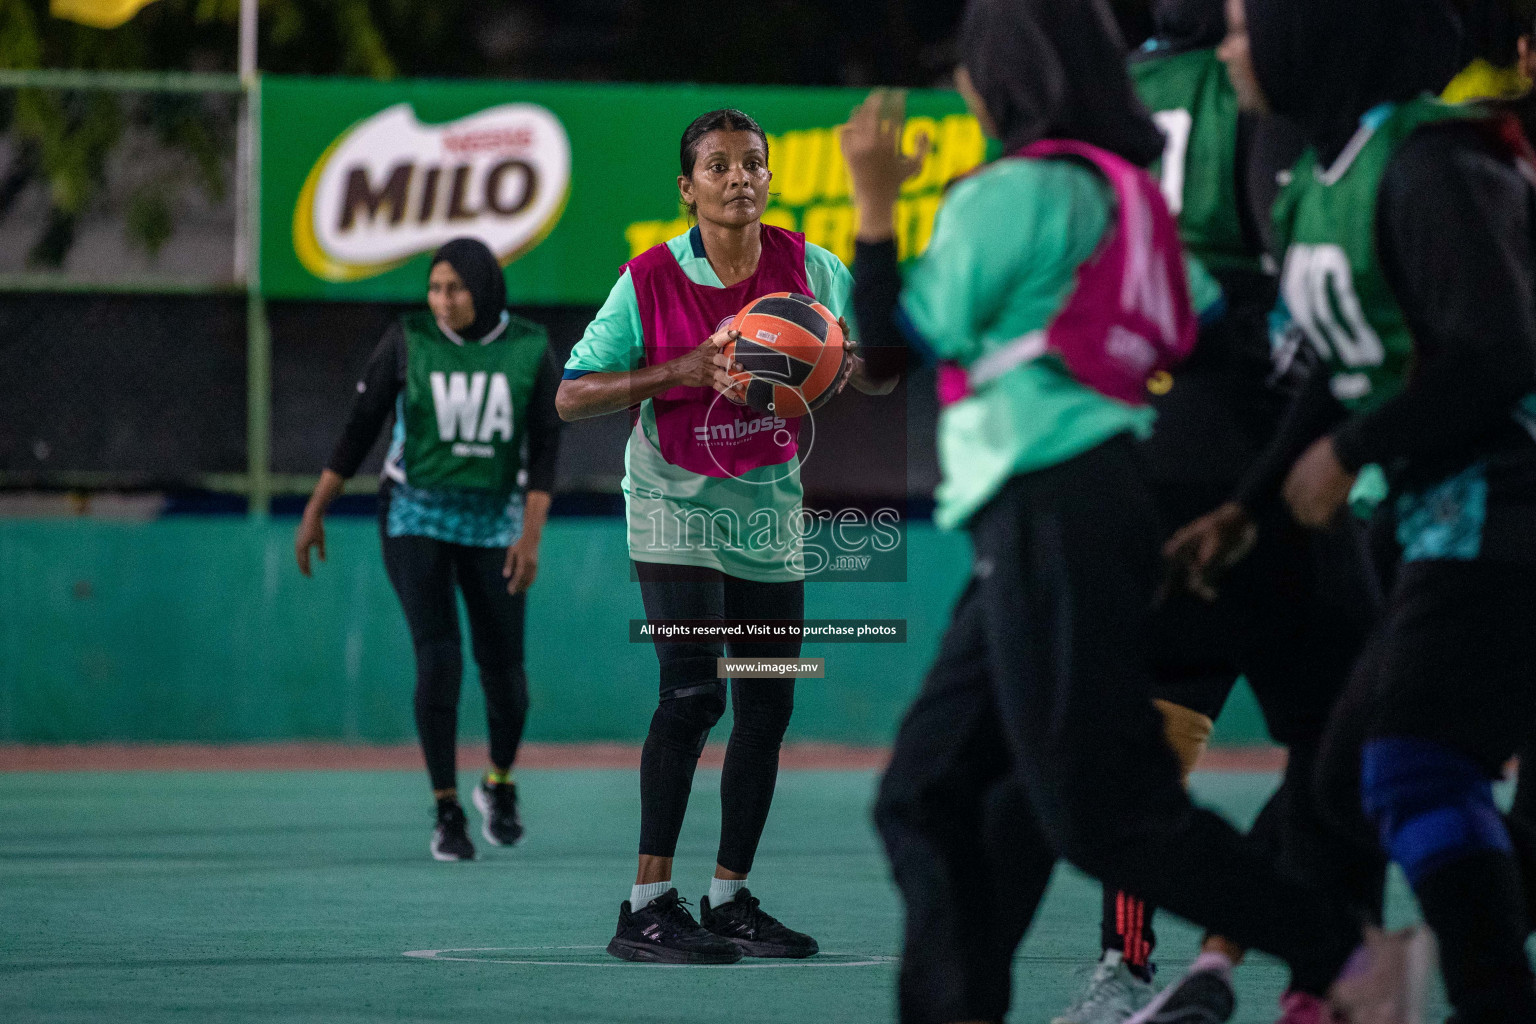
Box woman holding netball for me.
[847,1,1422,1020]
[559,108,895,964]
[296,237,562,863]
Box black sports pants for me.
[1315,559,1536,1024]
[1097,503,1388,963]
[379,490,529,794]
[634,560,802,874]
[873,437,1360,1024]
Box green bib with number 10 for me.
[401,310,548,493]
[1130,46,1252,277]
[1272,97,1471,413]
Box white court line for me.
[403,946,896,968]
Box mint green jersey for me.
[900,158,1161,531]
[400,310,549,493]
[566,231,853,582]
[1272,97,1469,412]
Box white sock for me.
[708,877,747,907]
[630,881,671,909]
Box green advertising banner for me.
[259,76,986,304]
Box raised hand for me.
[840,90,931,240]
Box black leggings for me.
[1100,509,1386,965]
[379,497,529,794]
[1315,561,1536,1023]
[873,438,1360,1024]
[634,560,802,874]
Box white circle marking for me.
[402,946,895,969]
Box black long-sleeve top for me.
[1237,120,1536,511]
[326,319,564,493]
[851,238,913,382]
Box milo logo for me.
[295,103,571,282]
[431,371,514,459]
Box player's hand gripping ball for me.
[722,292,847,418]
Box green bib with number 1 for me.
[1272,97,1471,413]
[1131,46,1253,277]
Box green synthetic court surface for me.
[2,769,1448,1023]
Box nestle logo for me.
[443,127,535,157]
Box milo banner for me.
[260,76,987,303]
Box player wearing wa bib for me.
[560,108,889,967]
[396,307,547,495]
[296,238,562,863]
[843,3,1401,1022]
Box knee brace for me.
[652,683,727,758]
[1362,736,1512,887]
[1154,699,1214,785]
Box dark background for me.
[0,294,927,509]
[5,0,1531,509]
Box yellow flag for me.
[50,0,161,29]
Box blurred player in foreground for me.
[843,1,1429,1021]
[1171,0,1536,1019]
[1056,0,1390,1018]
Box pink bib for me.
[628,225,811,478]
[937,139,1197,407]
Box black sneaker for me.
[700,888,819,958]
[472,778,524,846]
[430,800,476,862]
[606,889,743,964]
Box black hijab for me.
[1150,0,1226,53]
[958,0,1165,167]
[1246,0,1463,166]
[430,237,507,340]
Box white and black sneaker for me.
[1053,950,1156,1023]
[606,888,743,964]
[1124,963,1234,1024]
[430,800,476,862]
[472,778,524,846]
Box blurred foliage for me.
[0,0,434,266]
[1,0,1527,268]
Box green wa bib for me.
[401,310,548,492]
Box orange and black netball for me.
[723,292,846,418]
